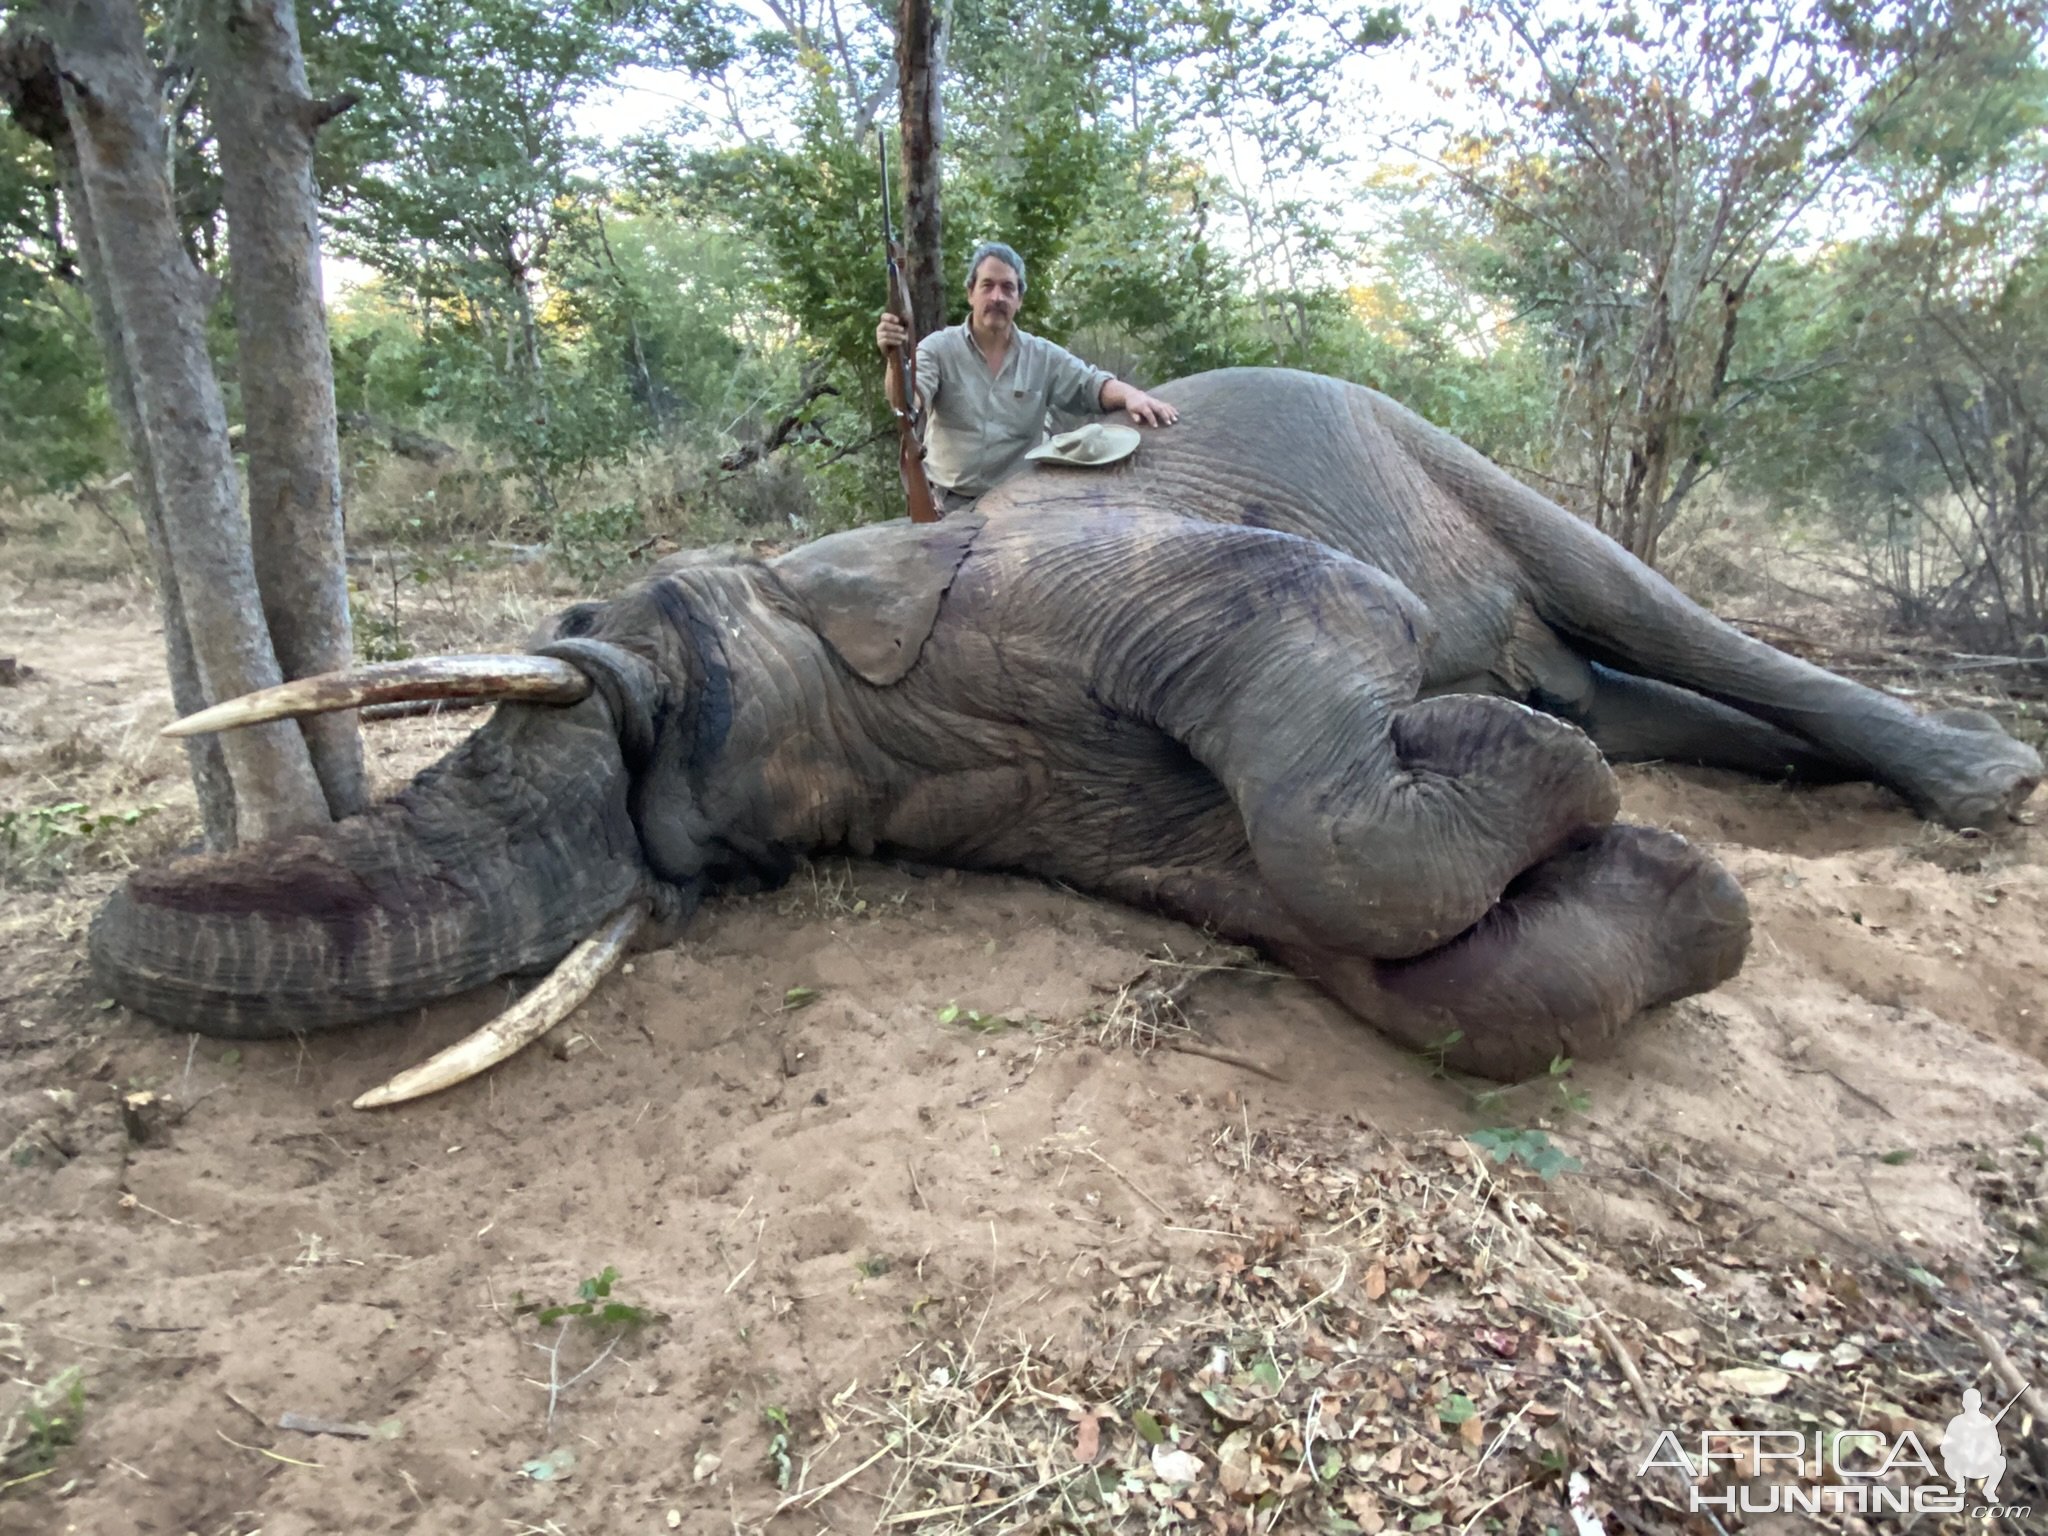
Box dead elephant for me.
[89,369,2040,1106]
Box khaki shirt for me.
[913,324,1112,497]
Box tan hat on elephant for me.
[1025,421,1142,468]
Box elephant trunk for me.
[89,645,661,1039]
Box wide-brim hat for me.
[1024,421,1142,468]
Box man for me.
[877,240,1179,513]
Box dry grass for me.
[761,1118,2047,1534]
[1075,944,1277,1057]
[0,486,149,586]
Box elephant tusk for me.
[160,655,592,738]
[352,902,646,1110]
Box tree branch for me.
[718,369,839,474]
[304,89,358,131]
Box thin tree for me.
[200,0,366,817]
[3,0,354,845]
[896,0,945,337]
[0,24,238,846]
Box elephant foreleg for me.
[1103,822,1748,1083]
[1124,547,1622,958]
[1287,823,1748,1079]
[1110,546,1746,1076]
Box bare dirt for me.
[1,568,2043,1536]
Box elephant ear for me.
[772,518,982,686]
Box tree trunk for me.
[40,0,330,845]
[3,25,237,847]
[594,209,667,429]
[503,243,550,427]
[63,137,241,848]
[200,0,366,819]
[896,0,945,339]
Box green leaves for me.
[1,802,161,888]
[1465,1127,1582,1182]
[937,1001,1020,1033]
[522,1266,659,1330]
[762,1404,794,1489]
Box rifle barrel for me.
[1989,1386,2029,1425]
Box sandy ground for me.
[0,569,2044,1536]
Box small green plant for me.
[1467,1055,1590,1121]
[1,802,160,886]
[762,1404,794,1490]
[1546,1055,1590,1118]
[1436,1391,1479,1430]
[518,1265,656,1330]
[1420,1028,1465,1077]
[514,1267,660,1429]
[0,1366,85,1484]
[349,570,412,662]
[937,1002,1016,1033]
[1467,1126,1581,1182]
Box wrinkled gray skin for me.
[91,370,2037,1082]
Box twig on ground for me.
[1459,1477,1536,1535]
[277,1412,376,1438]
[1168,1037,1286,1082]
[773,1439,895,1513]
[215,1428,323,1467]
[1081,1146,1175,1221]
[222,1387,269,1429]
[533,1320,624,1431]
[1530,1232,1657,1420]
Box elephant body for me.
[992,369,2041,830]
[88,369,2039,1085]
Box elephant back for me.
[988,366,1525,679]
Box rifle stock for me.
[880,134,940,524]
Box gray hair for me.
[965,241,1027,294]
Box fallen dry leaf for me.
[1073,1409,1102,1465]
[1475,1328,1519,1359]
[1709,1366,1791,1397]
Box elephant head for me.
[91,509,1752,1103]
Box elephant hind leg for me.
[1541,661,1851,782]
[1291,824,1749,1081]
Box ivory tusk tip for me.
[351,1080,419,1111]
[160,707,242,739]
[351,902,645,1111]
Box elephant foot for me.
[1900,714,2043,830]
[1894,718,2042,830]
[1295,824,1749,1081]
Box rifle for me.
[879,131,940,524]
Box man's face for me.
[967,257,1021,334]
